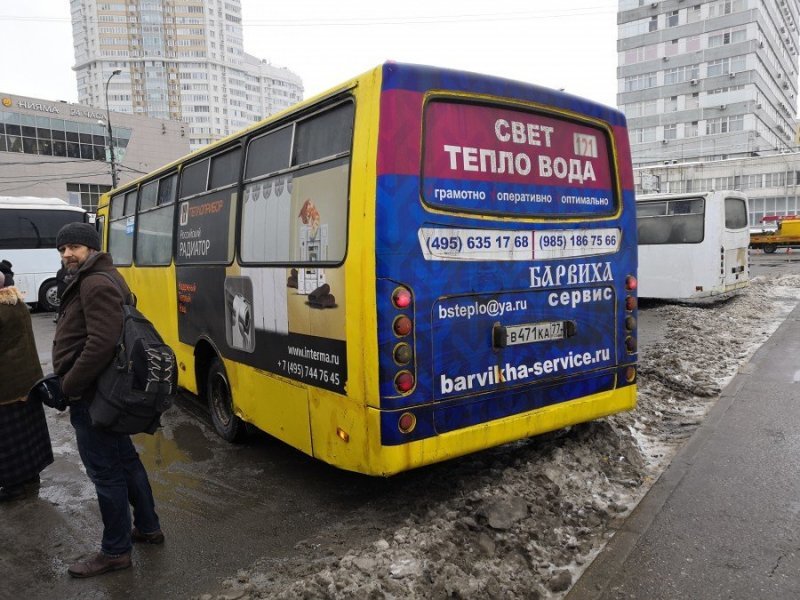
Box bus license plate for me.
[506,321,565,346]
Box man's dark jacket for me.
[52,252,131,399]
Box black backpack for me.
[89,272,177,435]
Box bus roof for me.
[0,196,86,212]
[97,61,628,210]
[635,190,747,203]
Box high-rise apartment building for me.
[70,0,304,149]
[618,0,800,167]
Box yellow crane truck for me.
[750,219,800,253]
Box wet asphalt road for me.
[1,315,423,600]
[1,250,797,600]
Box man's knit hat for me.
[56,222,100,251]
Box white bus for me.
[636,191,749,300]
[0,196,87,310]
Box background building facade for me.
[619,0,800,224]
[618,0,799,166]
[635,153,800,225]
[70,0,303,150]
[0,92,190,212]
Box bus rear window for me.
[421,100,617,218]
[637,198,705,245]
[725,197,748,229]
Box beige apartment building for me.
[70,0,304,150]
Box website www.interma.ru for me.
[287,345,340,365]
[440,347,611,394]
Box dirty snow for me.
[192,273,800,600]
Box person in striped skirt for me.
[0,270,53,501]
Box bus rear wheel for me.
[207,357,246,442]
[38,279,60,312]
[763,244,777,254]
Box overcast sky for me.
[0,0,619,108]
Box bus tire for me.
[763,244,777,254]
[38,279,60,312]
[206,357,246,443]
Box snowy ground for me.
[198,273,800,600]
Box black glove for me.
[28,374,69,411]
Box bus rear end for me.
[370,64,637,474]
[637,191,749,300]
[719,192,749,294]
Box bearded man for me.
[52,222,164,579]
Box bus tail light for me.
[624,275,637,353]
[625,274,637,312]
[395,371,415,393]
[392,286,412,309]
[393,343,412,365]
[398,412,416,433]
[385,281,416,396]
[625,366,637,383]
[393,315,412,337]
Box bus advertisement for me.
[97,63,638,475]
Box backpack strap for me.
[89,271,137,307]
[86,272,132,371]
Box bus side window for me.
[667,214,703,244]
[240,101,353,265]
[108,190,135,266]
[245,127,292,180]
[293,103,354,165]
[638,217,670,244]
[158,174,177,206]
[139,180,158,211]
[209,147,241,190]
[668,218,688,244]
[96,216,106,251]
[136,173,177,267]
[683,217,704,242]
[670,200,693,215]
[180,158,210,199]
[110,193,125,220]
[175,148,239,266]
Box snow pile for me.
[200,274,800,600]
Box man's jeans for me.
[70,401,161,555]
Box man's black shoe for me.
[132,527,165,544]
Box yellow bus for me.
[96,63,638,476]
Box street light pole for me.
[104,69,122,189]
